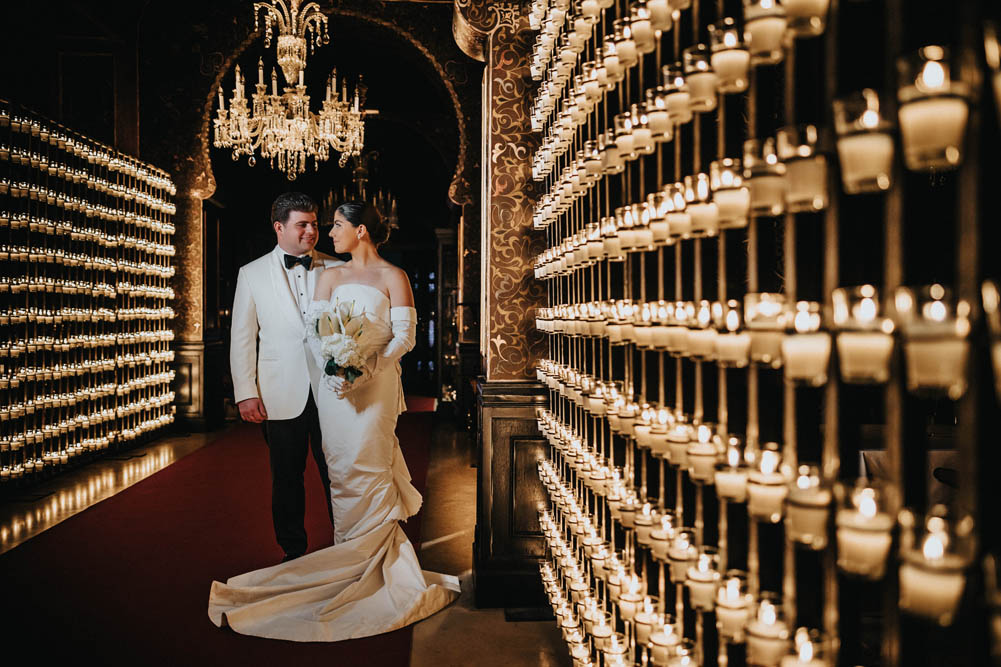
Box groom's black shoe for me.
[281,552,303,564]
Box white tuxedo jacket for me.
[230,248,342,420]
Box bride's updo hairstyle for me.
[335,201,391,247]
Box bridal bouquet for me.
[307,299,382,389]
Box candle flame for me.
[726,309,740,332]
[723,32,737,48]
[759,449,780,475]
[698,553,712,572]
[861,109,880,129]
[856,297,877,324]
[919,60,947,91]
[725,577,741,602]
[922,533,946,560]
[760,600,777,625]
[858,492,878,519]
[728,445,741,468]
[926,300,947,322]
[798,638,815,661]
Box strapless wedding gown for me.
[208,284,459,642]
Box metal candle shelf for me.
[528,0,1000,665]
[0,99,178,492]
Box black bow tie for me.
[284,254,312,270]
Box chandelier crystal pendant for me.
[212,0,372,180]
[255,0,329,84]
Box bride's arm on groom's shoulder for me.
[230,267,267,422]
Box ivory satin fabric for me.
[209,284,459,642]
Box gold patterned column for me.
[482,17,547,381]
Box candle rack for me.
[526,0,998,665]
[0,99,176,490]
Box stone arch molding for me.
[194,7,472,207]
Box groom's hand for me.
[238,398,268,423]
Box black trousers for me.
[262,390,334,558]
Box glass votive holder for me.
[667,639,698,666]
[743,0,787,66]
[781,628,826,667]
[716,571,753,641]
[614,18,639,68]
[687,422,721,482]
[715,299,752,368]
[832,285,895,384]
[601,129,626,175]
[668,528,698,583]
[897,46,971,172]
[893,284,971,400]
[834,480,894,580]
[666,182,692,240]
[777,124,828,212]
[603,39,625,84]
[898,506,975,626]
[745,292,789,368]
[632,103,656,156]
[662,63,693,125]
[630,1,656,54]
[602,215,626,262]
[634,595,662,645]
[591,611,615,649]
[688,301,718,360]
[683,44,718,111]
[746,592,791,666]
[685,173,719,237]
[833,89,895,194]
[647,0,672,31]
[650,300,674,348]
[711,158,750,228]
[786,464,831,550]
[614,113,637,162]
[649,617,680,665]
[781,301,831,386]
[715,436,749,502]
[747,444,788,523]
[603,631,631,666]
[687,546,722,611]
[744,137,787,217]
[618,572,645,620]
[647,191,672,245]
[983,280,1001,403]
[710,18,750,93]
[646,87,674,142]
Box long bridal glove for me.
[375,306,418,373]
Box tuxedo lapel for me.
[268,252,305,327]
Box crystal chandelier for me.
[212,0,370,180]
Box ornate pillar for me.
[456,1,549,607]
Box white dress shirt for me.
[273,244,316,319]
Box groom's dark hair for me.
[271,192,318,225]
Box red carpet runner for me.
[0,404,435,666]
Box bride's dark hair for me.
[335,201,391,247]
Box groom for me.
[230,192,340,562]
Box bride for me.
[208,202,459,642]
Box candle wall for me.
[527,1,1000,666]
[0,99,177,488]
